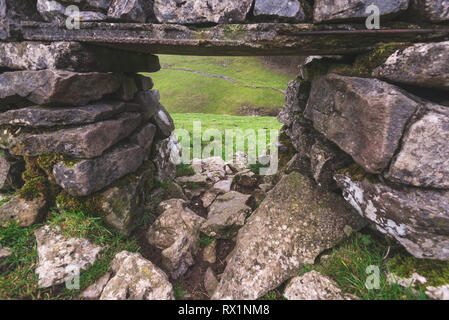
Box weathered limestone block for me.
[10,113,141,158]
[373,41,449,91]
[154,0,253,24]
[277,79,310,127]
[133,74,154,91]
[0,194,46,227]
[100,251,174,300]
[59,0,112,11]
[154,134,181,182]
[407,0,449,22]
[0,101,140,127]
[284,271,357,300]
[253,0,306,22]
[386,105,449,189]
[0,70,121,107]
[108,0,147,23]
[53,142,146,196]
[37,0,107,23]
[147,199,205,279]
[152,105,175,138]
[101,165,154,235]
[313,0,409,23]
[234,169,258,188]
[35,225,103,288]
[200,191,252,239]
[212,172,366,300]
[0,42,161,72]
[335,174,449,260]
[304,74,420,174]
[82,272,111,299]
[129,122,157,154]
[204,267,219,297]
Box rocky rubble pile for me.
[0,40,176,236]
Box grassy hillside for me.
[146,55,293,115]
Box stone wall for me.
[278,41,449,260]
[0,41,179,235]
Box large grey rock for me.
[304,74,420,174]
[253,0,306,22]
[0,194,46,227]
[101,165,154,235]
[10,113,141,158]
[147,199,205,279]
[200,191,252,240]
[407,0,449,22]
[0,70,121,107]
[0,101,140,127]
[314,0,409,23]
[154,0,253,24]
[0,42,161,72]
[284,271,357,300]
[373,41,449,91]
[100,251,174,300]
[129,122,157,154]
[335,174,449,260]
[53,142,146,196]
[386,105,449,189]
[212,172,365,300]
[35,225,103,288]
[107,0,147,22]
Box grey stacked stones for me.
[0,40,174,235]
[279,41,449,260]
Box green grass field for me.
[146,55,293,115]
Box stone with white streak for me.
[335,174,449,260]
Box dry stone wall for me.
[279,41,449,261]
[0,40,177,235]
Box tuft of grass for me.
[314,232,428,300]
[176,163,195,177]
[173,283,187,300]
[198,235,214,248]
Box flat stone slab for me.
[0,41,160,72]
[10,112,141,158]
[19,21,448,56]
[0,69,121,107]
[0,101,141,127]
[53,142,146,196]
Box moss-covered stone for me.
[388,253,449,287]
[337,163,380,183]
[333,43,411,78]
[278,129,296,170]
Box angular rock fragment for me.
[154,0,253,24]
[212,172,365,300]
[0,70,121,107]
[108,0,147,23]
[0,150,24,191]
[147,199,205,279]
[154,135,181,182]
[35,225,103,288]
[133,90,161,121]
[386,105,449,189]
[254,0,306,22]
[53,142,146,196]
[0,194,46,227]
[200,191,252,240]
[304,74,420,173]
[100,251,174,300]
[37,0,107,23]
[406,0,449,22]
[152,105,175,138]
[0,42,161,72]
[284,271,357,300]
[0,101,140,127]
[373,41,449,91]
[11,113,141,158]
[204,267,219,297]
[129,122,157,154]
[314,0,409,23]
[335,174,449,260]
[82,272,111,300]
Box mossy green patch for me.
[176,163,195,177]
[387,254,449,287]
[337,163,379,183]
